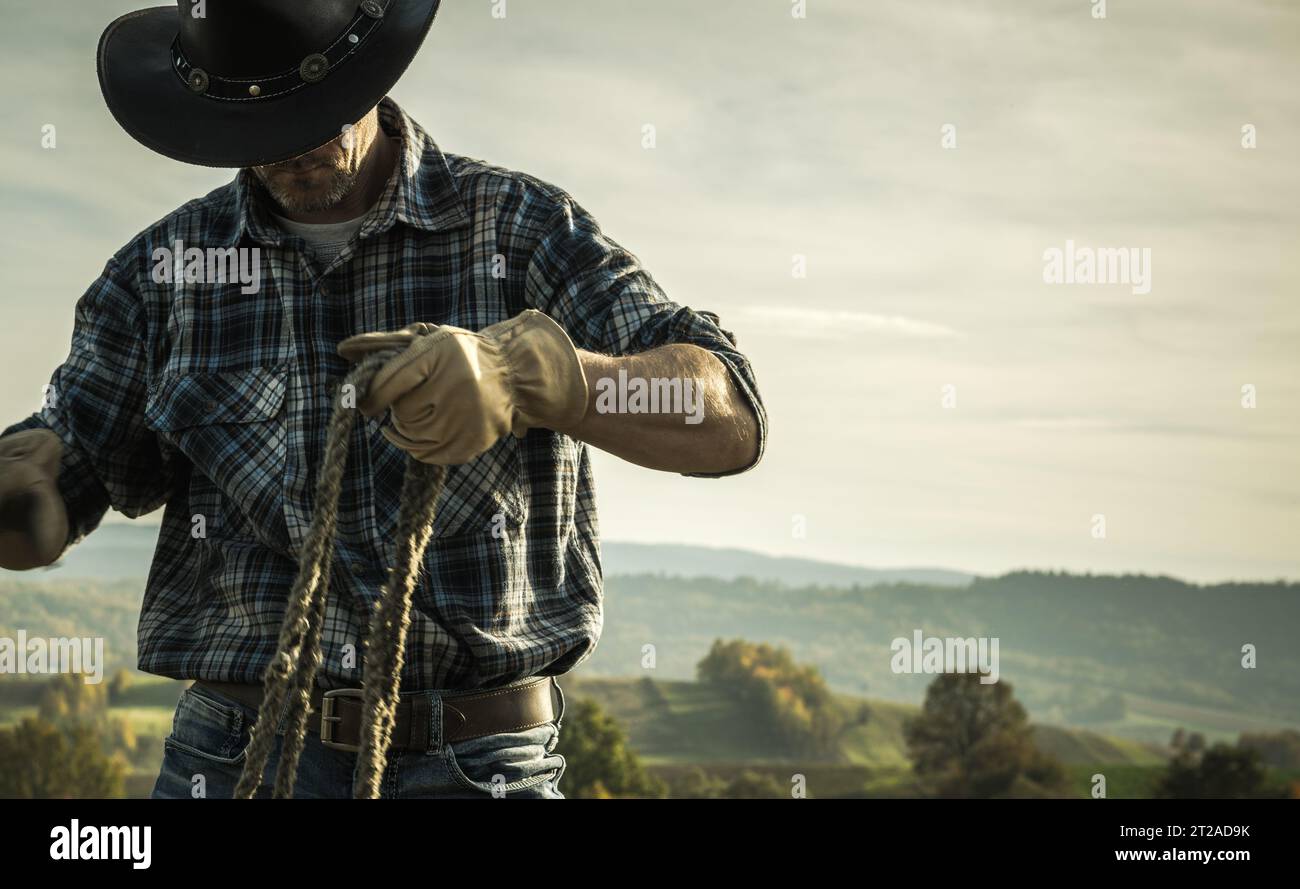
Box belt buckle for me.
[319,688,365,752]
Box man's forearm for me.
[563,344,760,474]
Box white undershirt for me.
[272,212,368,267]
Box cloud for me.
[739,306,962,339]
[1008,416,1291,442]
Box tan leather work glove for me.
[337,309,589,466]
[0,429,69,570]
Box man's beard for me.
[253,163,359,214]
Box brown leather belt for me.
[194,676,560,754]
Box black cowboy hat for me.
[98,0,440,168]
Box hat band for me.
[172,0,389,102]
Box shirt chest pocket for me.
[144,366,289,542]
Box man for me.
[0,0,765,798]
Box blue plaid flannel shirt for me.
[3,98,766,690]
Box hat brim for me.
[97,2,440,168]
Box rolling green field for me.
[559,673,1175,798]
[561,674,1166,766]
[6,672,1297,798]
[2,671,1181,798]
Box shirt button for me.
[350,562,366,577]
[204,400,218,412]
[318,282,330,297]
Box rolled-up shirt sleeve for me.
[522,193,766,477]
[1,259,173,548]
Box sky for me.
[1,0,1297,582]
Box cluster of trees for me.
[665,768,789,799]
[901,680,1298,800]
[1155,729,1292,799]
[554,698,798,798]
[1237,729,1300,769]
[904,672,1066,798]
[696,639,860,757]
[554,699,665,798]
[0,672,137,798]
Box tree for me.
[1169,728,1209,759]
[1156,744,1275,799]
[107,668,134,704]
[0,717,126,799]
[904,672,1065,798]
[724,771,787,799]
[37,673,109,724]
[555,699,665,798]
[1238,729,1300,769]
[697,639,847,758]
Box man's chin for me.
[250,161,330,206]
[264,178,351,215]
[275,191,332,214]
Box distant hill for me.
[1,523,159,582]
[599,541,973,587]
[1,522,974,588]
[0,577,142,673]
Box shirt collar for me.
[228,97,470,248]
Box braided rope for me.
[353,456,443,797]
[234,348,446,799]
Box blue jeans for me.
[151,681,567,799]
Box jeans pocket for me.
[443,722,565,797]
[163,684,255,766]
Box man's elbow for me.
[728,416,762,473]
[702,407,762,476]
